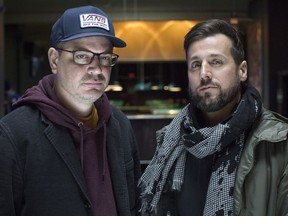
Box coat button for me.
[84,202,91,209]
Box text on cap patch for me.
[79,14,110,31]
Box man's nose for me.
[200,62,212,80]
[88,57,102,75]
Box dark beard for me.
[189,79,241,112]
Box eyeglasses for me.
[55,48,119,67]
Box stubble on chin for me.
[189,89,222,112]
[188,82,240,112]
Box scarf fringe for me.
[172,179,183,191]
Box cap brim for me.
[61,32,126,48]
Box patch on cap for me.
[79,13,110,31]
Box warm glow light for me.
[105,85,123,92]
[230,18,239,25]
[150,85,161,90]
[113,20,198,61]
[168,86,182,92]
[163,85,182,92]
[168,109,180,115]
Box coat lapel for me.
[106,116,131,216]
[44,122,91,202]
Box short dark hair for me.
[184,19,245,65]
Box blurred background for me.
[0,0,287,163]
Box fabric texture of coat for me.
[0,105,141,216]
[153,108,288,216]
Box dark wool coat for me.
[0,105,141,216]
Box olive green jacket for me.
[234,109,288,215]
[155,109,288,216]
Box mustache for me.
[200,78,213,86]
[82,73,106,82]
[196,79,220,92]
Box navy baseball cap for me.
[50,5,126,48]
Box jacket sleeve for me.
[0,121,23,216]
[277,147,288,215]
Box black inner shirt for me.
[176,153,214,216]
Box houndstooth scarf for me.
[138,84,262,215]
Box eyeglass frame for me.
[55,47,119,67]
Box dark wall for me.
[268,0,288,114]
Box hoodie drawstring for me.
[102,121,107,181]
[78,120,107,182]
[78,122,84,170]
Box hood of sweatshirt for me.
[13,74,117,215]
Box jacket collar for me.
[248,108,288,143]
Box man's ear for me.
[239,60,248,82]
[48,47,59,74]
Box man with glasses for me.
[0,5,141,216]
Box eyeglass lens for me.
[73,51,118,66]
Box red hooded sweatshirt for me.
[13,74,118,216]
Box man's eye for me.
[101,57,110,61]
[191,62,201,69]
[75,54,88,59]
[100,55,112,60]
[75,51,91,59]
[211,59,222,65]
